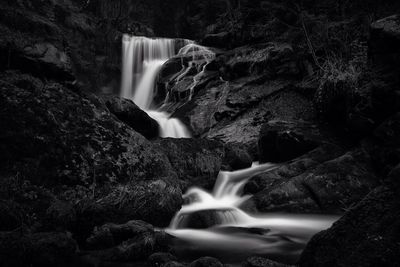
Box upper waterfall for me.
[120,35,191,138]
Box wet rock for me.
[153,138,225,190]
[148,252,178,267]
[189,257,223,267]
[243,256,290,267]
[258,120,325,163]
[299,186,400,267]
[251,149,378,213]
[100,94,159,139]
[174,209,238,229]
[0,231,78,267]
[87,220,154,250]
[223,144,253,170]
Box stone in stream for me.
[100,94,160,139]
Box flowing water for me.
[120,35,191,138]
[121,35,339,264]
[166,163,339,264]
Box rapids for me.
[120,34,339,265]
[166,163,339,264]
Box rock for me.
[22,43,74,81]
[174,209,238,229]
[100,94,159,139]
[371,112,400,175]
[223,43,300,80]
[164,262,187,267]
[202,32,232,48]
[243,256,290,267]
[223,144,253,170]
[45,200,76,231]
[251,149,378,213]
[148,252,178,267]
[189,257,223,267]
[0,73,182,233]
[153,138,225,190]
[299,186,400,267]
[0,231,78,267]
[86,220,154,250]
[258,120,324,163]
[388,163,400,192]
[0,200,23,231]
[174,79,316,158]
[90,232,157,262]
[370,14,400,69]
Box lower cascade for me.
[120,35,192,138]
[166,163,339,264]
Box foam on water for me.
[166,162,339,264]
[120,35,191,138]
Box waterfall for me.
[166,163,339,263]
[120,35,191,138]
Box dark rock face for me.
[246,146,378,214]
[258,121,326,163]
[153,138,225,190]
[100,94,159,139]
[299,186,400,267]
[86,220,154,250]
[0,73,176,186]
[370,14,400,70]
[0,231,78,267]
[0,72,182,238]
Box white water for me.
[120,35,191,138]
[177,43,216,100]
[166,163,339,264]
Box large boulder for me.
[299,186,400,267]
[248,148,378,214]
[100,94,160,139]
[0,73,182,232]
